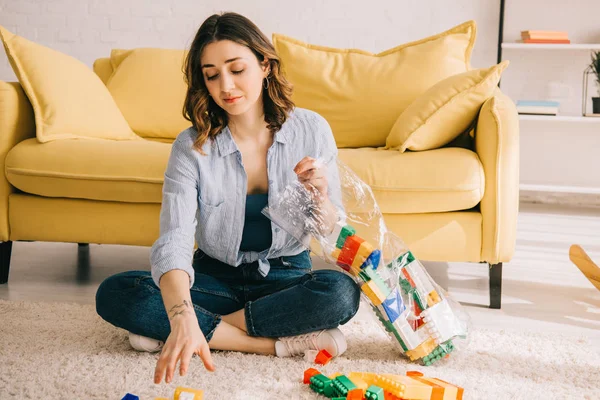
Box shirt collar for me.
[215,123,289,158]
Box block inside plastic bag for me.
[262,158,470,365]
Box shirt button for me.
[274,227,280,232]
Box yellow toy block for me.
[418,376,462,400]
[360,280,387,306]
[174,387,203,400]
[351,241,375,269]
[405,337,437,361]
[380,373,439,400]
[427,290,441,307]
[348,372,405,398]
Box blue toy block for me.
[360,249,381,270]
[381,288,405,323]
[121,394,139,400]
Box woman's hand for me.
[294,156,328,203]
[154,310,215,384]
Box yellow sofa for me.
[0,23,519,309]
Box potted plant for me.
[590,51,600,114]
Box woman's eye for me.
[206,74,218,81]
[232,70,244,75]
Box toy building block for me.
[381,288,406,323]
[174,387,203,400]
[309,374,332,395]
[336,224,356,249]
[361,249,381,270]
[351,240,375,270]
[421,300,461,345]
[331,375,358,397]
[121,394,139,400]
[330,248,351,272]
[370,305,408,352]
[361,279,387,306]
[347,388,365,399]
[365,385,385,400]
[405,337,437,361]
[392,316,428,351]
[422,342,454,366]
[303,367,321,384]
[338,235,365,273]
[314,349,333,365]
[359,266,391,297]
[304,349,319,362]
[404,262,438,307]
[348,372,405,399]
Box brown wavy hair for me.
[182,12,295,154]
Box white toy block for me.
[394,318,427,351]
[421,299,462,344]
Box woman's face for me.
[200,40,269,116]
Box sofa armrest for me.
[0,81,36,241]
[474,89,520,263]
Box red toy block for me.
[337,235,364,268]
[303,367,321,384]
[347,388,364,399]
[314,349,333,365]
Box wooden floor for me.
[1,202,599,339]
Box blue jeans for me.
[95,250,360,342]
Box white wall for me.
[0,0,501,80]
[2,0,597,196]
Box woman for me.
[95,12,360,385]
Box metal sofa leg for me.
[489,262,503,309]
[0,241,13,284]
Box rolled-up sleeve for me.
[150,136,198,289]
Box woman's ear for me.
[262,58,270,75]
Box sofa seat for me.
[5,138,170,203]
[338,147,485,214]
[5,138,484,214]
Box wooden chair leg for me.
[0,241,13,284]
[489,262,503,309]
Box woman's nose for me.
[220,73,235,92]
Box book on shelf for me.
[521,39,571,44]
[521,30,569,40]
[517,106,558,115]
[516,101,559,115]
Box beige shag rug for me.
[0,299,599,399]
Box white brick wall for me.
[0,0,501,81]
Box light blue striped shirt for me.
[150,108,343,288]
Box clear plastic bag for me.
[262,158,470,365]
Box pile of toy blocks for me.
[304,368,463,400]
[326,221,466,365]
[122,386,203,400]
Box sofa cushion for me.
[0,26,140,143]
[104,48,191,140]
[386,61,509,152]
[338,147,484,214]
[272,20,476,148]
[5,138,170,203]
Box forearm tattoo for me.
[168,299,193,320]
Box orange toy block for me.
[174,387,203,400]
[315,349,333,365]
[338,235,364,269]
[303,368,321,384]
[347,388,364,399]
[351,241,375,269]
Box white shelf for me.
[519,114,600,122]
[502,43,600,50]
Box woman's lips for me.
[224,96,242,104]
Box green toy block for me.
[336,225,356,249]
[309,374,332,394]
[331,375,357,397]
[412,290,427,311]
[358,270,371,283]
[422,343,454,366]
[363,266,391,297]
[365,385,385,400]
[387,250,415,269]
[399,278,412,294]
